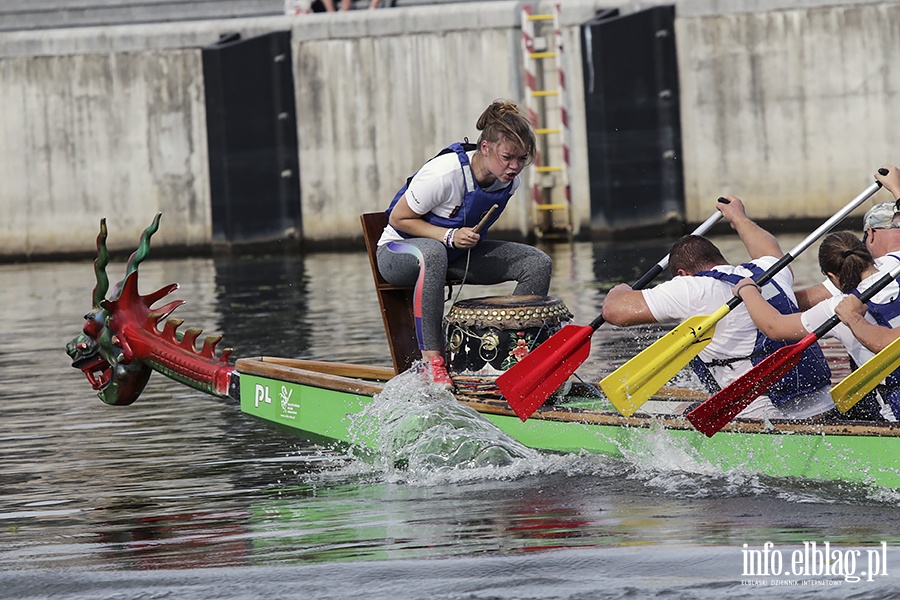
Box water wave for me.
[333,369,900,505]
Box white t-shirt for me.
[801,265,900,421]
[642,257,834,419]
[642,257,787,381]
[377,150,520,246]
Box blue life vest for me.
[852,255,900,419]
[385,142,513,260]
[690,263,831,406]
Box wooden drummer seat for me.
[360,212,461,374]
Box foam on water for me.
[333,368,900,504]
[335,367,649,486]
[343,367,551,485]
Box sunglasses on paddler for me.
[864,221,900,242]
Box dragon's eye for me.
[83,315,103,337]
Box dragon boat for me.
[66,215,900,489]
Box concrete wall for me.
[0,1,605,257]
[0,0,482,32]
[0,0,284,32]
[676,0,900,223]
[0,18,288,257]
[0,49,211,254]
[1,0,899,258]
[289,1,599,239]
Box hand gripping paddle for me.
[688,262,900,436]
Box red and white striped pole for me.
[553,2,572,205]
[521,4,544,208]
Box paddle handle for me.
[472,204,499,234]
[656,200,729,273]
[779,180,884,274]
[587,206,727,330]
[721,180,886,312]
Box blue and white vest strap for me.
[385,142,513,260]
[690,263,831,406]
[853,253,900,419]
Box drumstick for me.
[472,204,499,234]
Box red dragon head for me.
[66,214,234,405]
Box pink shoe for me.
[429,355,455,391]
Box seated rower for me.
[602,197,833,420]
[833,287,900,422]
[737,231,895,421]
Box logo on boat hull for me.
[248,380,300,421]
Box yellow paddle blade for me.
[599,306,729,416]
[831,335,900,412]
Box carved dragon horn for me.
[108,213,162,301]
[124,212,162,282]
[92,218,110,308]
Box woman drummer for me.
[375,100,553,389]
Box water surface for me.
[1,235,898,598]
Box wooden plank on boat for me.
[236,358,900,438]
[235,357,386,396]
[460,395,900,437]
[250,357,396,381]
[720,418,900,437]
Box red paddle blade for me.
[686,342,807,437]
[496,324,594,421]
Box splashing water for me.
[338,368,900,501]
[345,368,550,484]
[341,368,717,488]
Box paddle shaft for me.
[703,180,884,315]
[499,207,725,420]
[586,208,726,329]
[739,181,884,297]
[693,174,890,415]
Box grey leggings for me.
[376,239,553,352]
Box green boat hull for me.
[236,358,900,489]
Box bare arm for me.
[875,165,900,200]
[734,279,807,341]
[794,282,831,311]
[718,195,783,260]
[834,294,900,353]
[602,283,657,326]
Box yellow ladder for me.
[520,2,572,240]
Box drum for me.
[444,295,572,392]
